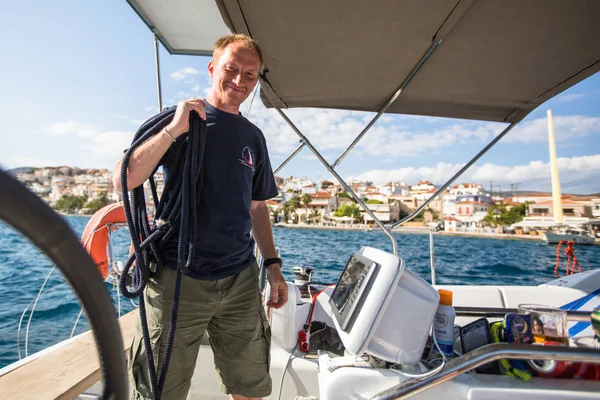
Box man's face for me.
[208,42,261,110]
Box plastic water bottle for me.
[433,289,456,358]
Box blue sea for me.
[1,215,599,369]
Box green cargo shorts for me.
[128,262,272,399]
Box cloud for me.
[47,121,96,137]
[8,156,55,168]
[249,101,503,158]
[246,102,600,158]
[349,155,600,194]
[505,115,600,143]
[557,93,585,103]
[116,114,145,126]
[170,67,200,81]
[46,122,133,163]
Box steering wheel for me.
[0,170,128,399]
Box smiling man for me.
[114,34,287,400]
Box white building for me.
[301,184,317,195]
[410,180,437,202]
[361,203,400,223]
[377,182,410,196]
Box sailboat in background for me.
[543,110,596,245]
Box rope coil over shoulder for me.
[119,107,207,400]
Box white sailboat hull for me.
[3,271,599,399]
[544,231,596,245]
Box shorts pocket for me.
[259,307,272,371]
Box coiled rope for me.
[119,107,207,399]
[554,240,582,278]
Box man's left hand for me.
[266,264,288,309]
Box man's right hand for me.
[166,98,207,138]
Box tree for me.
[321,180,334,189]
[301,193,312,222]
[55,194,88,214]
[288,195,301,223]
[337,191,352,200]
[281,202,291,223]
[267,206,279,223]
[482,202,529,226]
[309,208,322,219]
[366,199,384,204]
[334,203,363,222]
[84,192,111,214]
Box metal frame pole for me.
[332,39,442,168]
[274,142,306,175]
[429,230,436,285]
[273,107,398,256]
[372,343,600,400]
[268,39,442,180]
[154,34,163,112]
[391,122,518,229]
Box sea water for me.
[1,216,599,368]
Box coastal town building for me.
[409,180,436,200]
[377,182,410,196]
[527,199,592,218]
[12,166,599,232]
[593,198,600,218]
[361,203,400,223]
[301,184,317,195]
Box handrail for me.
[454,306,592,322]
[371,343,600,400]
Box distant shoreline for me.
[274,223,600,244]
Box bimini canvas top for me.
[126,0,600,123]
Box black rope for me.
[118,107,207,400]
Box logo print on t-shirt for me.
[239,147,255,171]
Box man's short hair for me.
[213,34,263,67]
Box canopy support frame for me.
[270,106,399,257]
[391,122,518,230]
[154,33,163,112]
[332,39,442,168]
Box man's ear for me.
[207,60,214,78]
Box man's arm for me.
[250,200,288,309]
[112,132,173,192]
[112,98,207,192]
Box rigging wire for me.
[244,84,259,118]
[17,280,68,359]
[23,265,56,358]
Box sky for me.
[2,1,599,194]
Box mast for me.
[547,109,563,224]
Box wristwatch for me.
[263,257,282,268]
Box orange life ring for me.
[81,203,127,280]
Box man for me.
[113,34,288,400]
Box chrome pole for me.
[372,343,600,400]
[274,142,306,175]
[107,223,116,275]
[154,33,163,112]
[429,229,436,285]
[332,39,442,168]
[454,306,592,322]
[391,122,518,229]
[273,107,398,256]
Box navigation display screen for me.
[330,252,378,330]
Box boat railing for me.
[370,343,600,400]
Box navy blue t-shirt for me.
[160,101,278,279]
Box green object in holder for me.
[592,307,600,343]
